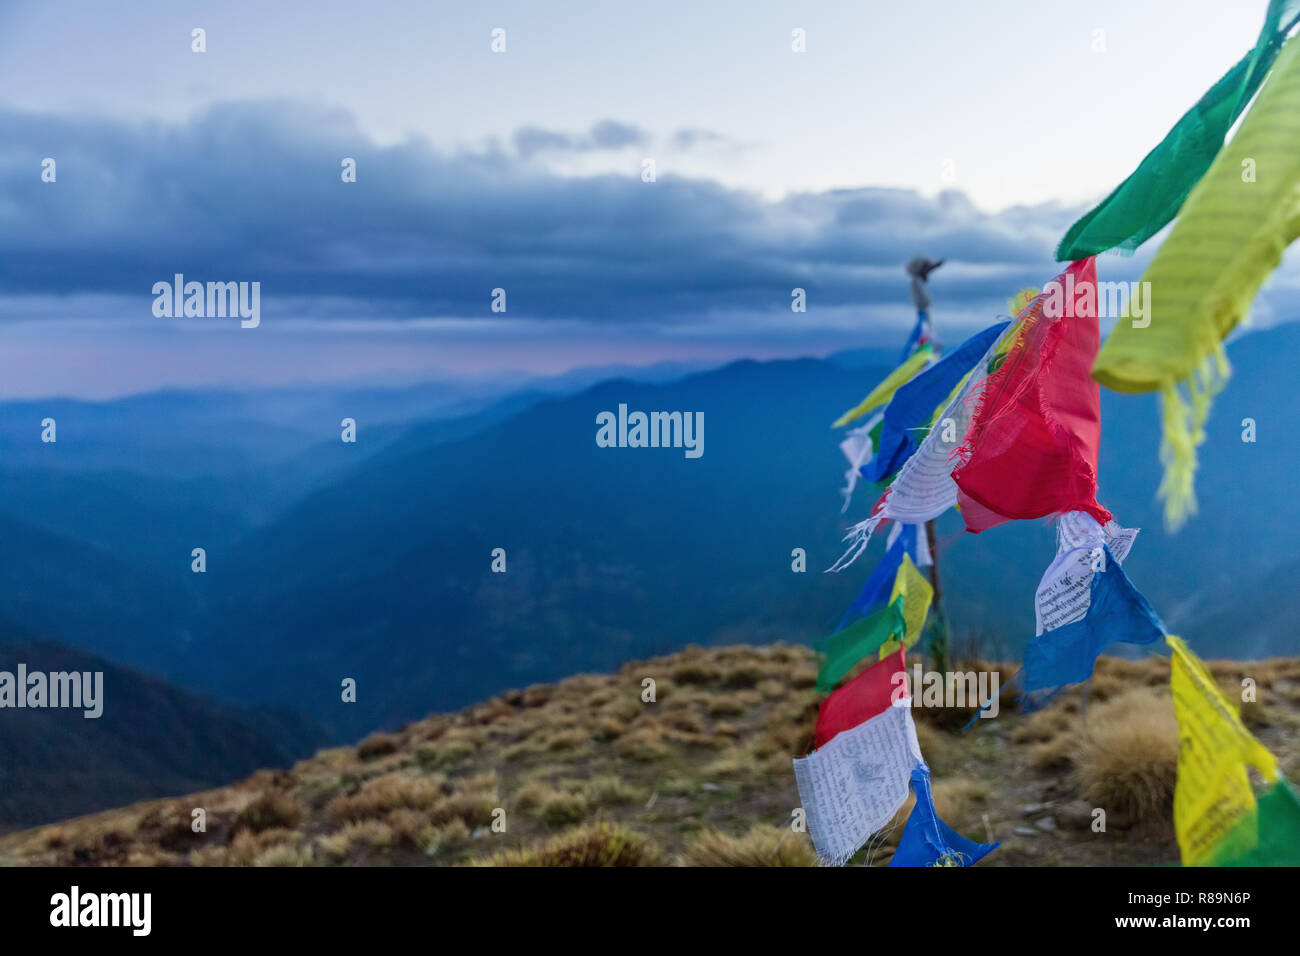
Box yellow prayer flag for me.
[878,554,933,659]
[1007,287,1039,318]
[832,346,933,428]
[1167,635,1278,866]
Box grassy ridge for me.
[2,644,1297,867]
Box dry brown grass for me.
[1073,688,1179,821]
[1029,733,1076,772]
[1011,707,1074,746]
[615,726,670,762]
[706,694,748,718]
[585,775,642,805]
[535,791,588,828]
[912,718,946,771]
[325,773,446,825]
[356,731,403,760]
[232,790,302,835]
[2,644,1295,869]
[932,778,991,833]
[680,825,817,866]
[479,823,661,867]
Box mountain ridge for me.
[0,633,330,830]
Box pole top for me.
[905,256,944,281]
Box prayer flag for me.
[793,703,924,866]
[1022,545,1164,709]
[821,551,932,691]
[860,321,1010,484]
[833,345,934,428]
[829,318,1021,570]
[882,555,933,657]
[953,259,1111,532]
[838,413,883,512]
[817,601,906,693]
[1093,32,1300,528]
[1208,779,1300,867]
[1057,1,1300,259]
[813,648,907,749]
[900,310,931,362]
[890,765,999,867]
[1168,635,1279,866]
[885,520,932,567]
[834,525,914,632]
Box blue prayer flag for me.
[890,766,999,867]
[862,321,1010,484]
[1022,545,1165,709]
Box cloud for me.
[512,119,647,159]
[671,128,731,150]
[0,98,1259,344]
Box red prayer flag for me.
[951,258,1112,532]
[813,648,909,749]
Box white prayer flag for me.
[838,413,882,513]
[792,703,924,866]
[1036,511,1140,634]
[829,330,1008,571]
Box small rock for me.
[700,783,724,792]
[1021,802,1050,816]
[1034,816,1057,832]
[1056,799,1094,831]
[1013,826,1037,837]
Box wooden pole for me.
[924,517,949,675]
[910,258,950,672]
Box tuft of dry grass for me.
[536,792,588,829]
[671,663,717,686]
[1011,707,1074,745]
[680,825,816,867]
[314,819,395,862]
[706,694,748,718]
[136,801,205,852]
[615,726,670,762]
[543,727,591,752]
[232,791,302,835]
[586,775,642,806]
[356,731,402,760]
[325,774,445,825]
[721,666,766,690]
[479,823,661,867]
[1073,688,1179,821]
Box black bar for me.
[0,865,1279,943]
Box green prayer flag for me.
[1208,779,1300,866]
[1056,0,1300,260]
[816,599,906,692]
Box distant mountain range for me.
[0,634,328,829]
[0,326,1295,745]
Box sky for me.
[0,0,1296,397]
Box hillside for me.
[0,638,330,831]
[191,358,877,736]
[0,518,203,680]
[3,644,1295,866]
